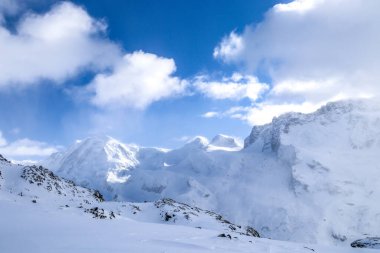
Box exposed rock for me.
[218,233,232,239]
[21,165,104,202]
[154,198,260,238]
[351,237,380,249]
[0,154,10,163]
[84,207,116,219]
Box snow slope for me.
[0,155,374,253]
[243,100,380,243]
[3,200,373,253]
[0,155,260,234]
[43,99,380,246]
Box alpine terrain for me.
[38,99,380,248]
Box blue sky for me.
[0,0,378,159]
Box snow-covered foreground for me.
[1,200,375,253]
[1,152,376,252]
[1,199,373,253]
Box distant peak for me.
[210,134,241,148]
[183,136,209,149]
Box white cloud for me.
[175,136,193,142]
[0,134,58,159]
[202,107,251,121]
[0,2,191,110]
[204,102,325,125]
[243,102,325,125]
[1,1,273,113]
[201,111,219,118]
[212,0,380,125]
[89,51,187,109]
[194,73,268,101]
[203,92,371,126]
[274,0,324,13]
[0,2,120,86]
[213,31,244,62]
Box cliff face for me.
[244,99,380,244]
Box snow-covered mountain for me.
[208,134,242,151]
[42,99,380,247]
[42,135,140,200]
[42,134,243,206]
[242,99,380,243]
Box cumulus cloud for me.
[0,2,120,86]
[89,51,187,109]
[0,2,189,110]
[213,0,380,125]
[194,73,268,101]
[0,132,58,159]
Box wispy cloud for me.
[0,131,59,159]
[193,73,268,101]
[201,111,220,118]
[213,31,244,62]
[212,0,380,125]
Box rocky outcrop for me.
[153,198,260,238]
[0,154,10,163]
[21,165,104,202]
[84,207,115,219]
[351,237,380,249]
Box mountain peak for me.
[42,135,139,199]
[183,136,209,149]
[210,134,241,149]
[244,99,379,149]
